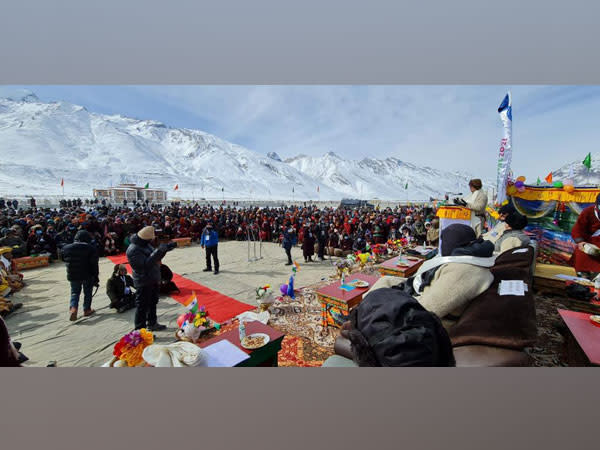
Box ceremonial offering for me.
[241,333,270,349]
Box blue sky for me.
[4,85,600,181]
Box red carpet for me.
[107,254,254,323]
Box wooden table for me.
[173,237,192,247]
[12,255,50,270]
[558,309,600,366]
[534,263,582,295]
[198,321,285,367]
[316,273,380,328]
[377,255,424,278]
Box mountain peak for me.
[0,88,39,103]
[324,151,341,159]
[267,151,282,162]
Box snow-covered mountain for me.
[552,154,600,186]
[0,90,486,201]
[286,152,489,201]
[0,91,339,200]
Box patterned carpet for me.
[195,265,382,366]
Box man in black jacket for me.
[61,230,99,321]
[126,226,176,331]
[315,219,328,261]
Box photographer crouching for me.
[126,226,177,331]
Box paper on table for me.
[498,280,526,296]
[203,339,250,367]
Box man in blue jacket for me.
[201,221,220,274]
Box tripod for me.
[247,225,263,262]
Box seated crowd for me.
[0,200,441,261]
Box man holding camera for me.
[62,230,100,321]
[127,226,177,331]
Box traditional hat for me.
[0,247,13,255]
[137,226,156,241]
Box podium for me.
[435,206,474,253]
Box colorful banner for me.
[496,93,512,205]
[436,206,472,220]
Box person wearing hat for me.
[570,193,600,278]
[455,179,488,237]
[200,221,220,274]
[493,210,530,254]
[61,230,100,321]
[127,226,176,330]
[367,224,495,325]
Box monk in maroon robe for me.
[570,194,600,275]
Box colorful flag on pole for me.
[496,93,512,205]
[144,183,149,189]
[60,178,64,187]
[536,177,541,186]
[545,172,553,184]
[317,186,320,193]
[405,181,408,189]
[583,152,592,169]
[173,184,179,191]
[292,186,294,193]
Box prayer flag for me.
[174,184,179,191]
[583,152,592,169]
[545,172,553,184]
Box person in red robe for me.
[570,194,600,276]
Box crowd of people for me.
[0,199,441,262]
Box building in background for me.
[93,184,167,204]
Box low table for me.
[12,255,50,270]
[534,263,583,296]
[316,273,380,329]
[198,321,285,367]
[558,309,600,366]
[378,255,424,278]
[173,237,192,247]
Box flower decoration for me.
[113,329,154,367]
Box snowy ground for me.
[4,241,339,367]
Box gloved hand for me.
[166,242,177,251]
